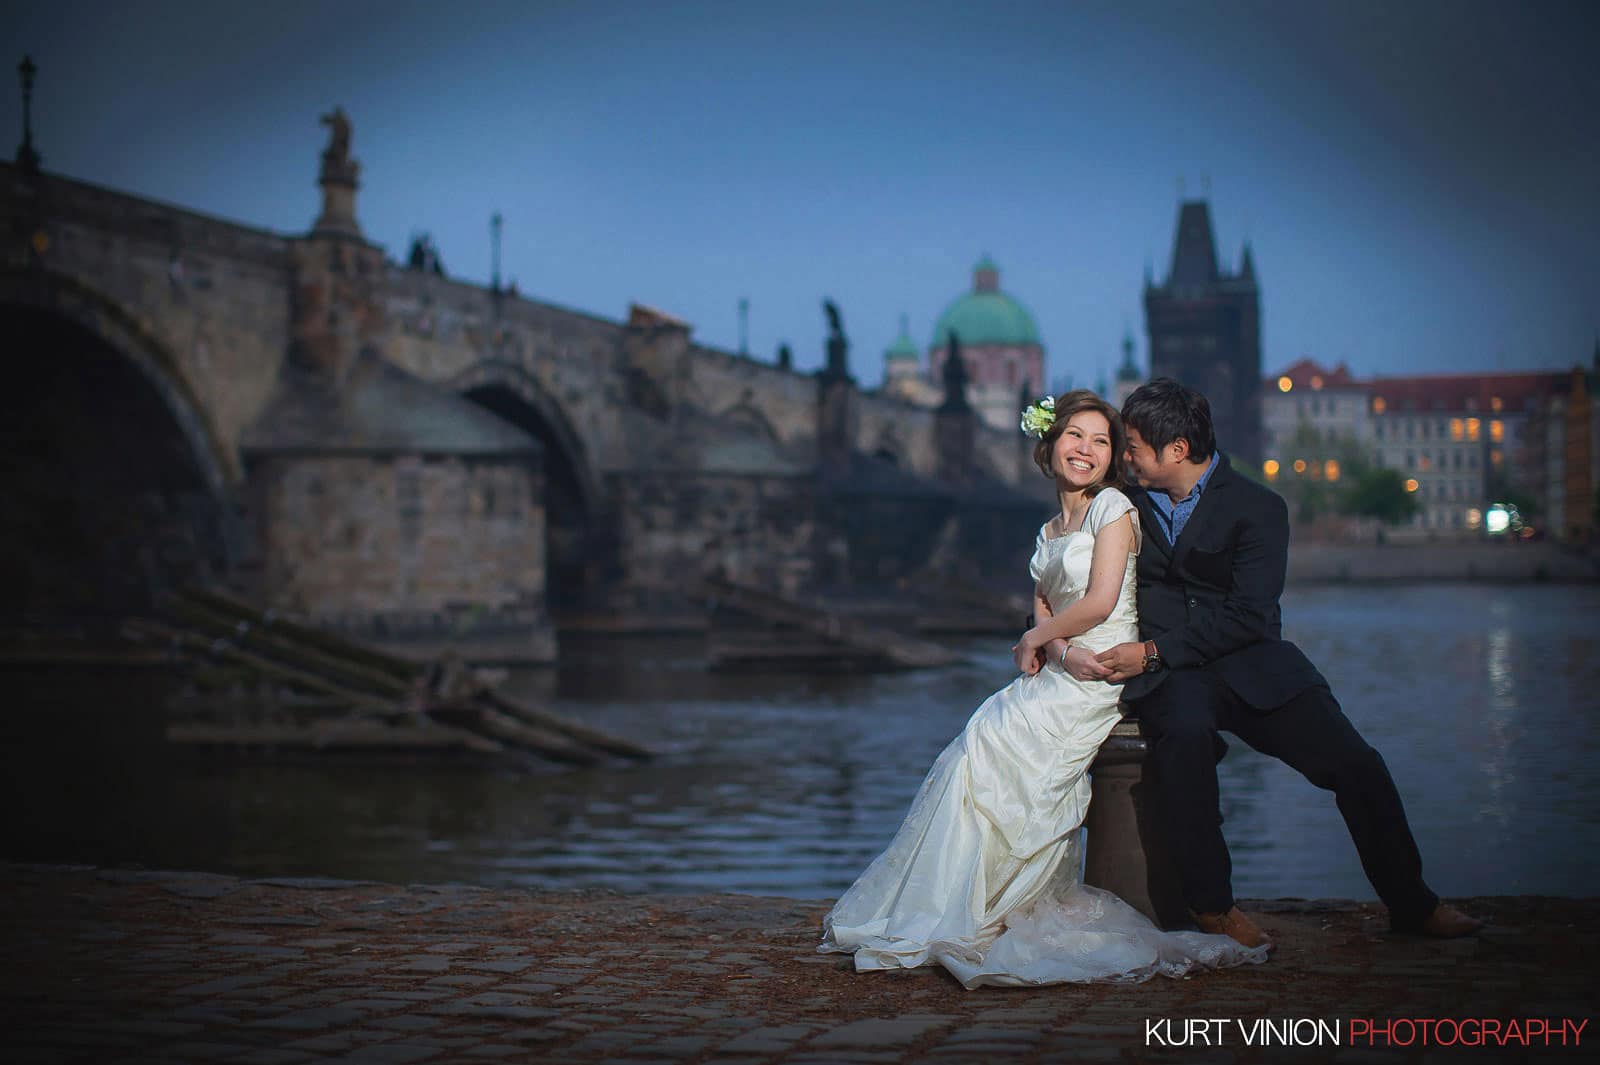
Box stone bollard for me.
[1083,710,1189,928]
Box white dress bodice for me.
[1029,487,1141,655]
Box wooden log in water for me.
[428,701,603,768]
[129,586,654,767]
[159,593,413,699]
[122,617,403,716]
[173,587,421,680]
[480,690,653,761]
[700,574,957,670]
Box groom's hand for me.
[1096,642,1146,683]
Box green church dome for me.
[884,315,920,361]
[930,258,1040,349]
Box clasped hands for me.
[1011,631,1147,684]
[1010,628,1112,682]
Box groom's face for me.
[1123,426,1182,490]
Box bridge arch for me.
[0,270,237,626]
[448,360,608,609]
[717,398,781,443]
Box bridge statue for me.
[318,107,359,184]
[940,329,970,412]
[314,107,361,236]
[822,298,850,380]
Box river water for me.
[5,584,1598,902]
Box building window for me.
[1466,417,1481,441]
[1490,419,1504,443]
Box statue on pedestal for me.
[313,107,362,237]
[940,330,970,412]
[822,299,851,380]
[319,107,359,185]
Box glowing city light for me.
[1293,459,1308,474]
[1263,459,1280,479]
[1324,459,1340,481]
[1372,396,1387,413]
[1404,478,1419,492]
[1277,376,1293,393]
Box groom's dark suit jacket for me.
[1121,453,1327,710]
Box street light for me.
[16,54,41,175]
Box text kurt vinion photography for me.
[1146,1016,1589,1049]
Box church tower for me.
[1143,201,1262,463]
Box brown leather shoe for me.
[1418,903,1484,938]
[1192,906,1275,951]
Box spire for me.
[1165,201,1219,288]
[1116,330,1141,382]
[973,255,999,294]
[1239,241,1255,281]
[883,312,919,362]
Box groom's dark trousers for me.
[1121,455,1439,929]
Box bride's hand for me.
[1062,645,1113,682]
[1012,628,1044,675]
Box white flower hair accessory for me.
[1019,395,1056,438]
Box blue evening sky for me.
[7,0,1597,387]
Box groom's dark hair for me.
[1121,377,1216,462]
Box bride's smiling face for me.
[1051,410,1114,488]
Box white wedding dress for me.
[820,487,1268,987]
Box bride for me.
[820,390,1267,987]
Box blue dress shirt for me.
[1147,453,1219,546]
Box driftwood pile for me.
[120,588,650,768]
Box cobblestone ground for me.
[1,864,1594,1064]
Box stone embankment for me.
[1287,542,1599,583]
[2,864,1595,1063]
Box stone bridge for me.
[1,133,1045,661]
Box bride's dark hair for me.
[1032,389,1128,495]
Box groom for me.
[1091,378,1480,949]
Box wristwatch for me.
[1141,640,1164,673]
